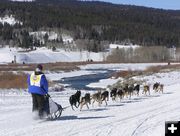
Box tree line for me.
[0,0,180,51]
[106,46,171,63]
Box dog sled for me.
[47,96,63,120]
[42,87,64,120]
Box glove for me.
[44,94,50,99]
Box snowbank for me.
[0,15,22,25]
[109,43,140,49]
[0,47,107,64]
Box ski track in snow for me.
[1,84,180,136]
[1,65,180,136]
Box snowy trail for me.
[1,62,180,136]
[1,83,180,136]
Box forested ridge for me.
[0,0,180,49]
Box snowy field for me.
[0,47,107,64]
[1,63,180,136]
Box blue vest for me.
[27,72,48,95]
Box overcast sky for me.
[96,0,180,10]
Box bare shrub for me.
[145,63,180,73]
[106,46,171,62]
[145,65,163,73]
[0,72,27,89]
[112,70,143,79]
[106,47,126,62]
[134,46,170,62]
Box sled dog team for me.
[69,82,164,110]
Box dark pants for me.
[32,93,49,118]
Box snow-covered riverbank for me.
[1,63,180,136]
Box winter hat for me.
[35,64,43,72]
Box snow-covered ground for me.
[0,47,107,64]
[29,31,58,44]
[0,15,22,25]
[109,43,140,50]
[1,63,180,136]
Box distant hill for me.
[0,0,180,49]
[10,0,35,2]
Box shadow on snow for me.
[57,115,113,121]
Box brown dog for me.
[91,91,102,107]
[142,85,150,95]
[80,93,91,111]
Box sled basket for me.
[48,98,63,120]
